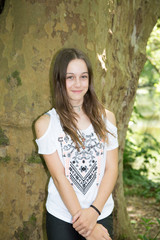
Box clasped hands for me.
[72,208,111,240]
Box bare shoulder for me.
[35,114,51,139]
[105,109,116,126]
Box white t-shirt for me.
[35,108,118,223]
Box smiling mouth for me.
[72,90,82,93]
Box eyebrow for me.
[66,72,89,75]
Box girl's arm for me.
[35,115,81,217]
[92,110,118,211]
[87,224,112,240]
[73,111,118,238]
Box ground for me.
[126,196,160,239]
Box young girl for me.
[35,48,118,240]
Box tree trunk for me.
[103,1,160,239]
[0,0,160,239]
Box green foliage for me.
[138,218,160,240]
[123,19,160,203]
[147,19,160,70]
[0,128,9,146]
[123,123,160,170]
[139,19,160,90]
[123,168,160,202]
[140,60,159,89]
[123,108,160,202]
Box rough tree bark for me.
[0,0,160,239]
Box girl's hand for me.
[86,223,112,240]
[72,207,99,237]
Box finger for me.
[103,236,111,240]
[74,224,84,232]
[78,229,87,237]
[100,226,111,240]
[72,210,81,223]
[78,229,91,238]
[84,230,91,237]
[101,225,109,234]
[73,221,79,229]
[103,233,112,240]
[73,219,84,230]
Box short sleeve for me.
[35,114,57,155]
[106,119,119,151]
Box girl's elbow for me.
[52,174,66,189]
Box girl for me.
[35,48,118,240]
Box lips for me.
[71,90,83,93]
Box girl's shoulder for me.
[35,114,51,139]
[35,108,57,139]
[105,109,116,127]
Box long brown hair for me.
[53,48,108,148]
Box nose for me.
[74,76,81,87]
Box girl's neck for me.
[72,103,83,113]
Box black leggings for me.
[46,211,113,240]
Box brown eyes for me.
[81,75,88,79]
[66,75,88,80]
[66,76,74,80]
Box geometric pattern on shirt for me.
[58,131,104,195]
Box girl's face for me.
[65,59,89,106]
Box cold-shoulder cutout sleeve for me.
[105,114,119,151]
[35,113,57,155]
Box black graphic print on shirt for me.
[58,132,104,195]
